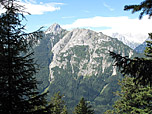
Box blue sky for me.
[23,0,142,31]
[1,0,151,43]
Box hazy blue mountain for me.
[134,37,152,53]
[34,24,139,114]
[134,41,147,53]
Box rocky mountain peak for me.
[45,23,63,34]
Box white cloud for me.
[103,3,114,11]
[61,16,152,43]
[0,0,64,15]
[19,0,64,15]
[61,16,152,34]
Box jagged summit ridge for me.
[51,28,111,56]
[45,23,63,34]
[49,27,134,79]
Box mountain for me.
[134,41,147,53]
[110,33,140,49]
[34,24,139,114]
[33,23,67,91]
[45,23,64,34]
[134,38,152,53]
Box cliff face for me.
[49,28,134,80]
[34,24,136,113]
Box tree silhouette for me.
[49,92,68,114]
[0,0,51,113]
[106,0,152,113]
[110,0,152,86]
[105,77,152,114]
[124,0,152,19]
[74,98,94,114]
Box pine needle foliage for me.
[0,0,51,113]
[74,98,94,114]
[110,0,152,86]
[49,92,68,114]
[105,77,152,114]
[124,0,152,19]
[106,0,152,113]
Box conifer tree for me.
[74,98,94,114]
[105,0,152,113]
[110,0,152,86]
[49,92,68,114]
[0,0,51,113]
[104,76,152,114]
[61,105,68,114]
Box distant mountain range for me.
[108,32,149,53]
[34,23,141,114]
[110,33,140,49]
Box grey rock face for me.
[45,23,63,34]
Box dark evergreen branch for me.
[124,0,152,19]
[110,51,152,86]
